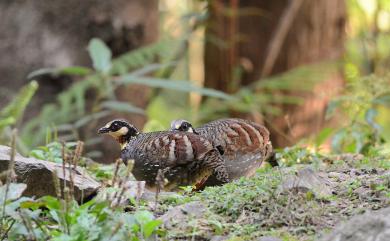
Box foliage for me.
[1,195,163,241]
[196,61,340,125]
[156,151,390,240]
[2,138,390,241]
[0,81,38,140]
[29,142,85,164]
[322,0,390,154]
[16,37,231,158]
[0,141,162,241]
[326,74,390,154]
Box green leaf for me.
[0,81,38,132]
[0,116,15,129]
[29,149,46,160]
[315,127,334,147]
[41,196,61,210]
[101,101,145,114]
[87,38,112,73]
[28,66,91,79]
[134,210,154,225]
[127,62,177,77]
[143,220,162,238]
[119,75,233,100]
[365,108,381,132]
[331,129,347,153]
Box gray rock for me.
[159,201,207,229]
[258,237,283,241]
[210,235,282,241]
[0,145,100,202]
[210,236,229,241]
[320,207,390,241]
[280,167,334,198]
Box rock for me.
[333,153,364,165]
[280,167,334,198]
[159,201,207,229]
[0,145,100,202]
[257,237,283,241]
[210,235,282,241]
[320,207,390,241]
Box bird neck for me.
[116,132,138,150]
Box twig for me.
[70,141,83,201]
[1,129,17,218]
[62,187,70,234]
[52,170,61,199]
[112,160,134,208]
[111,159,121,187]
[67,152,74,200]
[260,0,304,78]
[61,142,67,199]
[154,169,165,210]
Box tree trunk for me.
[0,0,158,161]
[204,0,346,146]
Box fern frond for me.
[111,40,176,75]
[0,81,38,133]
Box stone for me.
[210,236,229,241]
[280,167,334,198]
[159,201,207,229]
[0,145,100,202]
[257,237,283,241]
[320,207,390,241]
[210,235,282,241]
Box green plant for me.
[0,81,38,145]
[29,142,82,164]
[1,193,163,241]
[326,74,390,154]
[1,138,163,241]
[19,37,232,158]
[196,61,339,125]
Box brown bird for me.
[98,119,229,191]
[171,118,273,186]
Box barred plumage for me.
[98,119,229,191]
[171,118,273,186]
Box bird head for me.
[98,119,139,148]
[170,119,196,133]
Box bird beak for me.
[98,127,110,134]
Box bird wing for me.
[196,119,272,178]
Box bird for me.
[170,118,274,186]
[98,119,229,191]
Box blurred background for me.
[0,0,389,163]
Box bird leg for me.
[154,167,170,207]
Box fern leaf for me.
[0,81,38,132]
